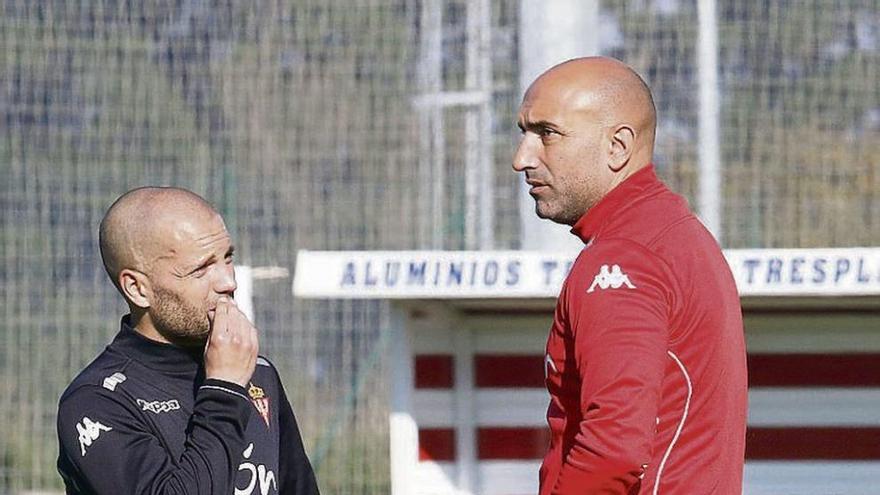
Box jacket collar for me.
[570,164,661,244]
[110,316,204,374]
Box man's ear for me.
[608,124,636,172]
[119,269,151,309]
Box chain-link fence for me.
[2,0,878,493]
[607,0,880,248]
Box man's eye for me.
[539,128,559,140]
[192,266,209,277]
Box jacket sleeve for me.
[57,378,252,495]
[274,367,320,495]
[552,240,676,494]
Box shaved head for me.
[514,57,658,225]
[99,187,219,292]
[529,56,656,150]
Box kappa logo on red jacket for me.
[586,264,637,293]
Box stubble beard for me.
[536,198,582,225]
[151,285,211,345]
[535,179,595,226]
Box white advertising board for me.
[292,248,880,299]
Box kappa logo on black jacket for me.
[57,318,319,495]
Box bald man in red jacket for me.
[514,57,747,494]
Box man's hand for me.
[204,296,258,387]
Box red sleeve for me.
[552,240,676,494]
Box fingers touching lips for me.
[207,296,233,322]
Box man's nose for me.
[513,135,539,172]
[215,263,237,295]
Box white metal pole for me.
[454,325,476,494]
[477,0,495,250]
[389,306,418,495]
[431,111,447,249]
[518,0,599,252]
[233,265,254,322]
[697,0,723,243]
[428,2,446,250]
[417,0,445,249]
[465,0,495,250]
[465,0,481,250]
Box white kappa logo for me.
[76,417,112,456]
[587,264,636,293]
[137,399,181,414]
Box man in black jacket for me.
[57,186,319,495]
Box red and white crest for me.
[248,383,270,428]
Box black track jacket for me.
[57,317,319,495]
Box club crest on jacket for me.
[249,383,271,428]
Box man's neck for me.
[129,312,168,343]
[129,311,204,349]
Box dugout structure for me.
[294,248,880,495]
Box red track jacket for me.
[540,166,747,495]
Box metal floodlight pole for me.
[476,0,495,251]
[697,0,723,244]
[417,0,445,249]
[518,0,599,252]
[465,0,495,251]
